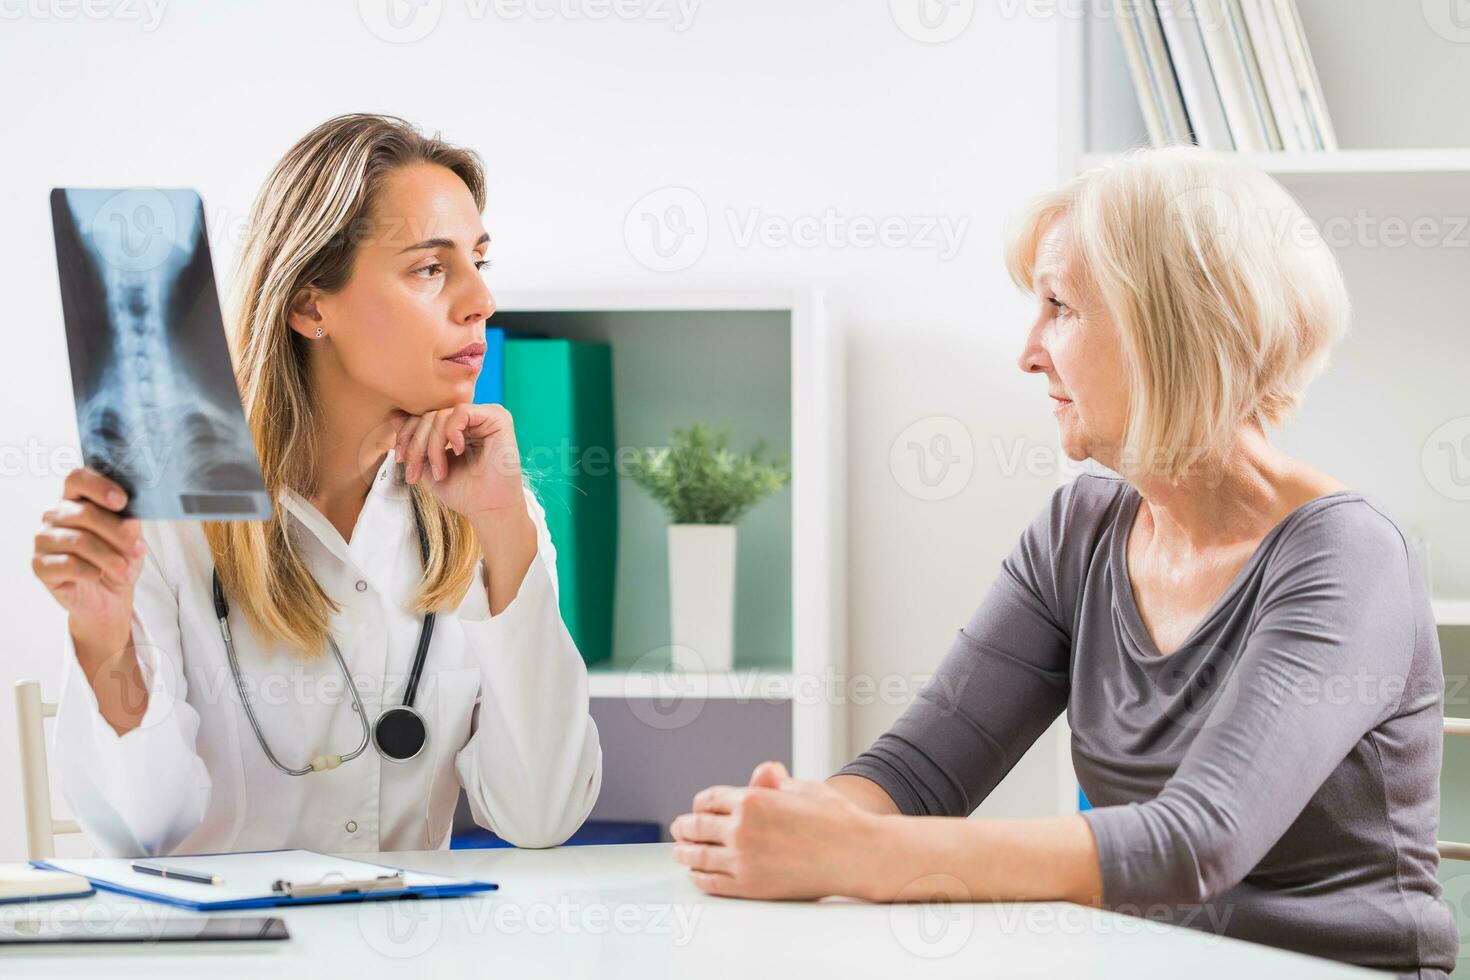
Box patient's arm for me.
[825,773,901,816]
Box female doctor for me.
[31,113,602,857]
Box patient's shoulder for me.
[1010,472,1132,578]
[1050,471,1134,544]
[1266,491,1412,578]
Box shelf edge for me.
[588,669,795,701]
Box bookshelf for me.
[1079,149,1470,179]
[1046,5,1470,826]
[1436,601,1470,630]
[452,289,845,840]
[1076,149,1470,183]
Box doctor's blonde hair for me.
[1004,144,1350,484]
[202,113,485,659]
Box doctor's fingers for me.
[670,810,733,845]
[393,413,425,466]
[445,405,470,454]
[43,499,143,558]
[33,552,139,596]
[405,410,446,483]
[425,409,457,481]
[33,526,142,588]
[62,466,130,512]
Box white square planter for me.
[667,524,737,672]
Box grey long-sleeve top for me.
[838,474,1457,979]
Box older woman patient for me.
[670,146,1457,979]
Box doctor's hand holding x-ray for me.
[34,467,148,730]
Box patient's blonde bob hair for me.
[1004,144,1350,484]
[203,113,485,659]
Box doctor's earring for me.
[315,327,323,339]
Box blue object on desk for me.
[1078,787,1092,811]
[0,886,94,905]
[452,820,660,849]
[33,849,497,912]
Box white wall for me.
[0,0,1065,860]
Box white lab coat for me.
[52,449,603,857]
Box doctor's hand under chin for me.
[390,402,528,520]
[391,401,540,616]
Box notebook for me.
[0,865,94,904]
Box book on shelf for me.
[1270,0,1337,150]
[500,338,618,667]
[1239,0,1308,150]
[1218,0,1283,151]
[471,327,506,405]
[1113,0,1187,146]
[1113,0,1336,153]
[1155,0,1233,149]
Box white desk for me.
[0,843,1378,978]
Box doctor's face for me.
[1015,213,1129,469]
[305,162,496,416]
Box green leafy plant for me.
[626,424,790,525]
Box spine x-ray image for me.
[50,187,271,521]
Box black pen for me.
[131,861,224,886]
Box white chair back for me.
[14,680,81,860]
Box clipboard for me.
[32,849,497,912]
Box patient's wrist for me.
[843,809,905,903]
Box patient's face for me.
[306,162,495,417]
[1016,213,1129,469]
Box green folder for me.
[501,339,617,666]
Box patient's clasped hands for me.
[670,761,888,901]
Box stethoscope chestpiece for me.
[372,704,429,762]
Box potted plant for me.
[626,424,790,672]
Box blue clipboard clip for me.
[271,871,405,899]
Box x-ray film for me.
[50,188,271,521]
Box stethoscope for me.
[211,491,437,774]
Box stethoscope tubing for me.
[211,486,437,774]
